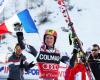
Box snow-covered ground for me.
[0,0,100,58]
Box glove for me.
[16,32,25,49]
[70,49,78,67]
[81,56,86,63]
[27,45,37,57]
[28,61,35,68]
[60,56,69,63]
[69,33,72,45]
[25,61,35,72]
[16,32,24,41]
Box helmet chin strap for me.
[45,44,55,50]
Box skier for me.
[16,27,69,80]
[37,29,69,80]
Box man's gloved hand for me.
[16,32,25,49]
[28,61,35,68]
[26,45,37,57]
[25,61,35,72]
[70,49,78,67]
[16,32,24,41]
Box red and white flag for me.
[65,63,91,80]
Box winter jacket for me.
[8,52,28,80]
[88,53,100,80]
[37,44,60,80]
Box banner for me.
[0,63,67,80]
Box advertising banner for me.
[0,63,68,80]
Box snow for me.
[0,0,100,79]
[70,0,100,51]
[0,0,100,61]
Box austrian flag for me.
[0,9,38,34]
[65,64,91,80]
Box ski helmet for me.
[44,29,57,37]
[43,29,57,46]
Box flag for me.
[65,64,91,80]
[65,66,72,80]
[0,23,9,34]
[0,9,38,34]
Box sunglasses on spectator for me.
[92,49,98,51]
[15,46,21,50]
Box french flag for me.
[0,9,38,34]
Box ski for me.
[57,0,95,80]
[57,0,83,52]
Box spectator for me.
[88,44,100,80]
[7,43,34,80]
[88,44,100,60]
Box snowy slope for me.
[0,0,100,79]
[70,0,100,51]
[0,0,100,62]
